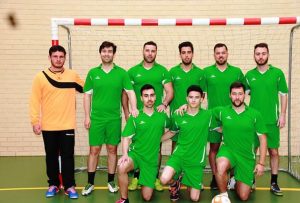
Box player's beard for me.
[232,100,243,107]
[216,58,227,66]
[143,55,156,64]
[51,60,64,69]
[182,58,192,66]
[255,57,268,66]
[145,101,154,108]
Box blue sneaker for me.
[65,186,79,199]
[45,185,59,197]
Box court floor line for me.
[0,186,300,191]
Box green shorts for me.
[89,118,121,146]
[129,151,157,188]
[266,124,280,149]
[208,130,222,143]
[166,154,204,190]
[217,145,255,186]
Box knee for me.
[270,150,279,157]
[117,164,128,174]
[159,175,169,185]
[89,148,100,156]
[107,146,117,155]
[238,192,250,201]
[190,193,200,202]
[142,193,152,201]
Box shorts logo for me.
[225,116,232,120]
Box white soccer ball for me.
[211,195,231,203]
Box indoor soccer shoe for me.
[128,177,139,191]
[108,181,119,193]
[81,183,94,196]
[154,178,164,191]
[45,185,59,197]
[65,186,79,199]
[169,176,182,201]
[227,176,236,190]
[115,198,129,203]
[270,183,283,196]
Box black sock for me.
[88,171,96,185]
[133,170,140,179]
[108,173,115,183]
[271,174,278,184]
[212,175,216,181]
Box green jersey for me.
[122,110,170,165]
[128,61,171,109]
[171,109,213,166]
[84,64,133,120]
[203,63,246,109]
[214,105,267,160]
[245,65,288,125]
[169,63,205,113]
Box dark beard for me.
[232,101,243,107]
[255,58,268,66]
[216,60,227,66]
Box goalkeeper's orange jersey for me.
[30,68,84,131]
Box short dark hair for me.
[214,43,228,52]
[187,85,204,97]
[178,41,194,53]
[143,41,157,49]
[49,45,66,56]
[140,84,155,95]
[254,42,269,53]
[99,41,117,54]
[230,81,245,93]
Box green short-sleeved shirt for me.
[245,65,288,125]
[128,61,171,109]
[203,64,246,109]
[169,63,205,113]
[122,110,170,165]
[170,109,213,166]
[84,64,133,120]
[214,105,267,160]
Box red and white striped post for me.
[51,17,300,45]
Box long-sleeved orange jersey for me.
[30,68,84,131]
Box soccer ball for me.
[211,194,231,203]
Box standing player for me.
[245,43,288,196]
[160,85,213,201]
[213,81,267,201]
[116,84,170,203]
[169,41,204,151]
[30,45,84,199]
[203,43,246,189]
[81,41,138,196]
[124,41,173,191]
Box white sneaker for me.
[108,181,119,193]
[82,183,94,196]
[227,177,236,190]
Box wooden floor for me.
[0,156,299,203]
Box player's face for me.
[49,51,65,69]
[187,91,202,108]
[254,47,269,66]
[100,46,114,64]
[141,89,156,108]
[214,46,228,66]
[143,45,157,63]
[230,87,245,107]
[180,46,193,66]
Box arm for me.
[122,90,130,121]
[161,130,176,142]
[157,82,174,112]
[83,93,91,129]
[278,94,287,128]
[254,134,267,176]
[126,90,139,117]
[30,76,42,135]
[118,137,131,165]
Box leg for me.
[88,146,102,172]
[141,186,154,201]
[155,143,163,191]
[215,157,231,193]
[209,143,221,189]
[118,157,134,199]
[107,144,118,176]
[160,166,176,185]
[236,181,251,201]
[42,131,60,187]
[59,130,75,189]
[268,148,279,178]
[189,188,201,202]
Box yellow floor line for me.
[0,186,300,191]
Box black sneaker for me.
[210,178,218,190]
[270,183,283,196]
[169,176,182,201]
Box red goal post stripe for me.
[51,17,300,45]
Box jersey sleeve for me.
[122,116,136,138]
[29,73,42,126]
[254,111,268,136]
[202,70,208,93]
[83,70,93,93]
[199,70,206,91]
[238,68,247,87]
[212,107,222,130]
[162,67,172,85]
[123,71,134,91]
[170,114,179,132]
[278,70,288,94]
[74,71,84,93]
[245,72,251,92]
[165,114,171,129]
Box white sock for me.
[220,192,228,197]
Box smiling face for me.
[214,46,228,66]
[143,44,157,64]
[100,46,115,64]
[230,87,245,107]
[141,88,156,108]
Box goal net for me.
[52,18,300,178]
